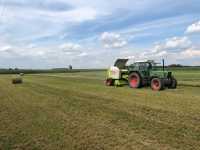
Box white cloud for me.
[60,42,81,52]
[0,40,87,61]
[186,21,200,34]
[180,48,200,59]
[122,36,198,63]
[37,7,97,23]
[0,45,12,52]
[66,7,97,22]
[165,37,191,50]
[153,36,192,52]
[27,44,37,49]
[100,32,127,48]
[124,47,200,65]
[121,48,167,62]
[59,42,91,58]
[78,52,88,57]
[2,1,99,24]
[165,37,192,50]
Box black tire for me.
[105,78,113,86]
[169,77,177,89]
[128,72,142,88]
[151,78,164,91]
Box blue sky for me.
[0,0,200,68]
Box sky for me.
[0,0,200,69]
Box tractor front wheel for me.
[129,72,141,88]
[151,78,164,91]
[105,78,113,86]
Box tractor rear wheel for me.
[105,78,113,86]
[129,72,141,88]
[151,78,164,91]
[169,77,177,89]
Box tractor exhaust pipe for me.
[162,59,165,71]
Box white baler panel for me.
[109,66,120,79]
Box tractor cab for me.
[129,62,152,71]
[128,61,155,77]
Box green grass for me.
[172,70,200,87]
[0,69,200,150]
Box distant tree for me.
[168,64,183,67]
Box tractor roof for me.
[133,60,160,66]
[134,60,155,63]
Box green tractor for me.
[105,59,177,91]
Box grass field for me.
[0,69,200,150]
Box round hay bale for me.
[12,77,23,84]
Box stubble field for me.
[0,69,200,150]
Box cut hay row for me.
[178,83,200,87]
[31,74,104,80]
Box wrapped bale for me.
[12,76,23,84]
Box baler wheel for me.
[151,78,164,91]
[105,78,113,86]
[129,72,141,88]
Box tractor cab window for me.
[139,63,149,70]
[151,63,158,70]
